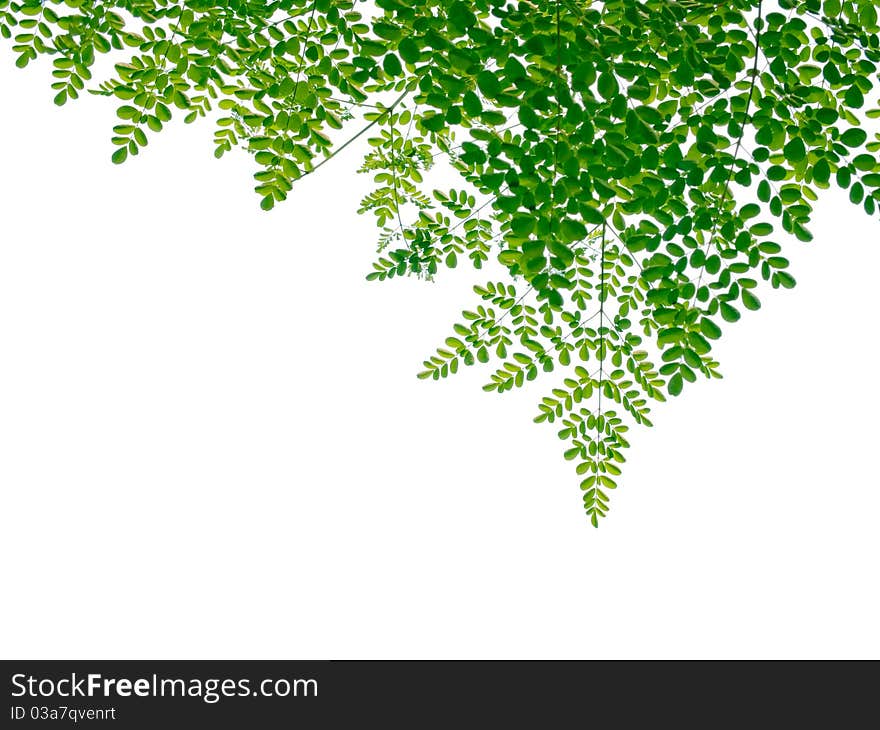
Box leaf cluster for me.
[5,0,879,524]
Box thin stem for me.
[597,220,606,439]
[286,0,318,131]
[691,0,763,306]
[388,109,405,234]
[301,88,410,178]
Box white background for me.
[1,50,878,659]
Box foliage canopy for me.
[4,0,879,524]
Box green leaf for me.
[776,271,797,289]
[741,203,760,219]
[783,137,806,162]
[560,218,587,243]
[719,302,740,322]
[518,105,539,128]
[700,318,722,340]
[853,154,875,172]
[849,182,864,204]
[840,128,868,147]
[382,52,403,77]
[448,1,476,31]
[597,71,618,100]
[812,158,830,184]
[397,37,420,64]
[421,113,445,132]
[844,86,864,109]
[476,70,501,98]
[793,223,813,242]
[741,289,761,311]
